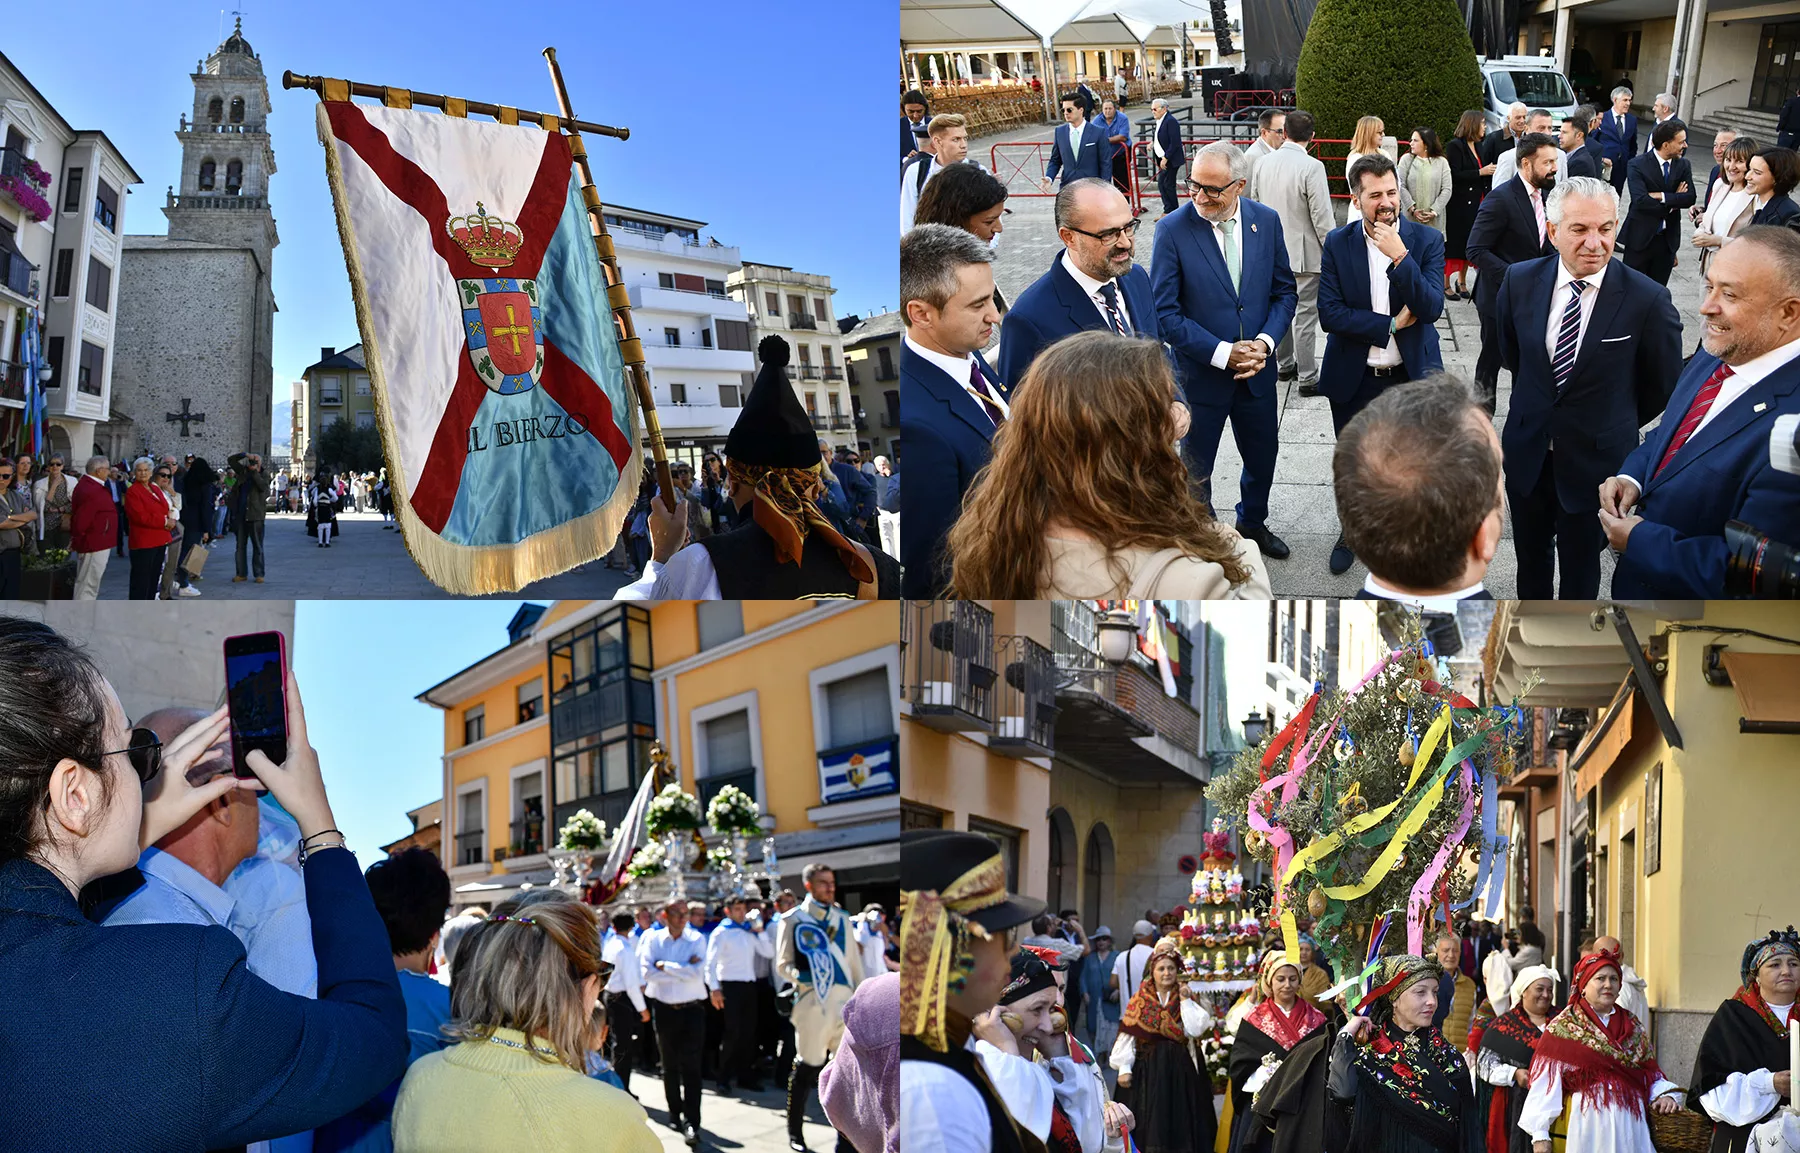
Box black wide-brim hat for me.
[902,829,1045,934]
[724,336,819,469]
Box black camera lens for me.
[1724,521,1800,598]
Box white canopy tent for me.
[901,0,1211,118]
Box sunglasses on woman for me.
[100,727,164,783]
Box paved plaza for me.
[640,1081,844,1153]
[970,97,1711,597]
[93,511,632,600]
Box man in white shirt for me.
[1108,920,1159,1001]
[705,895,775,1094]
[640,898,712,1146]
[852,903,894,983]
[1492,109,1561,188]
[603,910,652,1095]
[902,114,970,234]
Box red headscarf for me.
[1529,949,1664,1118]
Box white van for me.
[1478,55,1580,131]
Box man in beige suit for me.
[1242,108,1286,182]
[1248,108,1337,395]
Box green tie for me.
[1218,218,1240,292]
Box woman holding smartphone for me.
[0,618,408,1151]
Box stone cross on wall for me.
[167,398,206,437]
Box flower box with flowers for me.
[645,784,703,835]
[0,173,52,223]
[557,808,605,851]
[705,845,735,872]
[626,842,667,878]
[705,784,762,836]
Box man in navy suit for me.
[1040,93,1111,191]
[1601,227,1800,596]
[1498,176,1682,599]
[1467,132,1559,411]
[898,224,1007,598]
[1621,120,1693,286]
[1150,98,1185,214]
[1594,87,1639,195]
[997,179,1160,387]
[1317,153,1446,575]
[1561,109,1602,181]
[1152,141,1299,559]
[902,90,931,164]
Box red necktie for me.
[1653,362,1735,478]
[969,362,1005,427]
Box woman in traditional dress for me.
[1475,965,1559,1153]
[1110,939,1217,1153]
[1228,951,1329,1153]
[1520,948,1683,1153]
[1327,954,1480,1153]
[1692,926,1799,1153]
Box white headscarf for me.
[1510,963,1560,1008]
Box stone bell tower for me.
[167,17,280,264]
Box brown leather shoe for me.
[232,576,246,582]
[254,577,264,583]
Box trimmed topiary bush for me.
[1296,0,1484,159]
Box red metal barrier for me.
[1308,139,1356,200]
[1211,88,1297,118]
[989,140,1142,206]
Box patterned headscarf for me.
[1347,955,1467,1128]
[1355,954,1442,1023]
[1246,949,1327,1050]
[1531,949,1663,1119]
[899,854,1009,1052]
[1734,925,1799,1035]
[1120,939,1188,1043]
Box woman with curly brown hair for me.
[946,330,1270,599]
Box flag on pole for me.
[315,102,639,593]
[593,767,661,904]
[20,308,43,457]
[1134,600,1179,698]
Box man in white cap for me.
[1108,920,1160,1006]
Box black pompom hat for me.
[724,336,819,469]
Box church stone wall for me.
[111,243,266,457]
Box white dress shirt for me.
[903,333,1007,423]
[1193,200,1277,370]
[901,156,946,235]
[705,916,775,987]
[639,924,711,1004]
[1361,572,1488,609]
[602,928,648,1012]
[1364,227,1403,368]
[1543,257,1609,369]
[1061,249,1134,333]
[1618,333,1800,494]
[1151,114,1166,160]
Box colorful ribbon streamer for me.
[1406,757,1477,954]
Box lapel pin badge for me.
[1754,402,1768,413]
[1251,223,1258,233]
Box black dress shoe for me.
[1278,367,1298,381]
[685,1125,701,1147]
[716,1081,732,1097]
[1329,535,1356,575]
[1236,522,1290,560]
[789,1139,809,1153]
[1297,380,1319,398]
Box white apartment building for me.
[727,263,857,449]
[0,50,139,463]
[606,206,754,469]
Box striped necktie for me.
[1552,279,1588,392]
[1099,282,1131,335]
[968,361,1006,428]
[1653,362,1735,477]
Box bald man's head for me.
[1594,935,1623,955]
[139,706,233,787]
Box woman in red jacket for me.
[123,457,175,600]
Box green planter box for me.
[21,559,76,600]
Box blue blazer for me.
[902,115,930,161]
[1593,109,1638,162]
[997,254,1161,387]
[1612,351,1800,597]
[1316,218,1444,399]
[1752,195,1800,228]
[1155,112,1185,172]
[1150,199,1298,407]
[1497,256,1681,514]
[0,849,407,1152]
[1566,141,1603,181]
[899,342,1006,597]
[1045,120,1112,185]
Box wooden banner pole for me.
[540,47,677,513]
[281,70,629,139]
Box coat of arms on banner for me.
[316,102,639,594]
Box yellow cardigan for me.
[393,1028,663,1153]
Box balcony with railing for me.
[454,829,485,868]
[1050,601,1204,783]
[902,600,996,733]
[799,366,821,380]
[993,635,1056,758]
[823,366,844,381]
[789,313,819,331]
[809,415,828,430]
[165,189,266,211]
[0,250,35,299]
[509,817,546,857]
[0,360,30,405]
[179,116,269,134]
[628,283,748,317]
[830,415,854,431]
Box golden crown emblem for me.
[445,202,524,268]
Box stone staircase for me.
[1688,105,1781,146]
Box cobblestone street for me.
[970,96,1710,596]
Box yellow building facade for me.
[418,600,899,911]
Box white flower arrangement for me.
[557,808,606,851]
[645,783,703,835]
[626,842,667,878]
[706,784,762,835]
[705,844,736,872]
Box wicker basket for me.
[1648,1107,1713,1153]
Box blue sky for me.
[293,600,525,869]
[9,0,897,431]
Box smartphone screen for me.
[225,631,287,778]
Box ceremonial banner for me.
[316,101,638,593]
[818,737,898,803]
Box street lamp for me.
[1095,608,1137,666]
[1243,708,1268,747]
[37,363,51,387]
